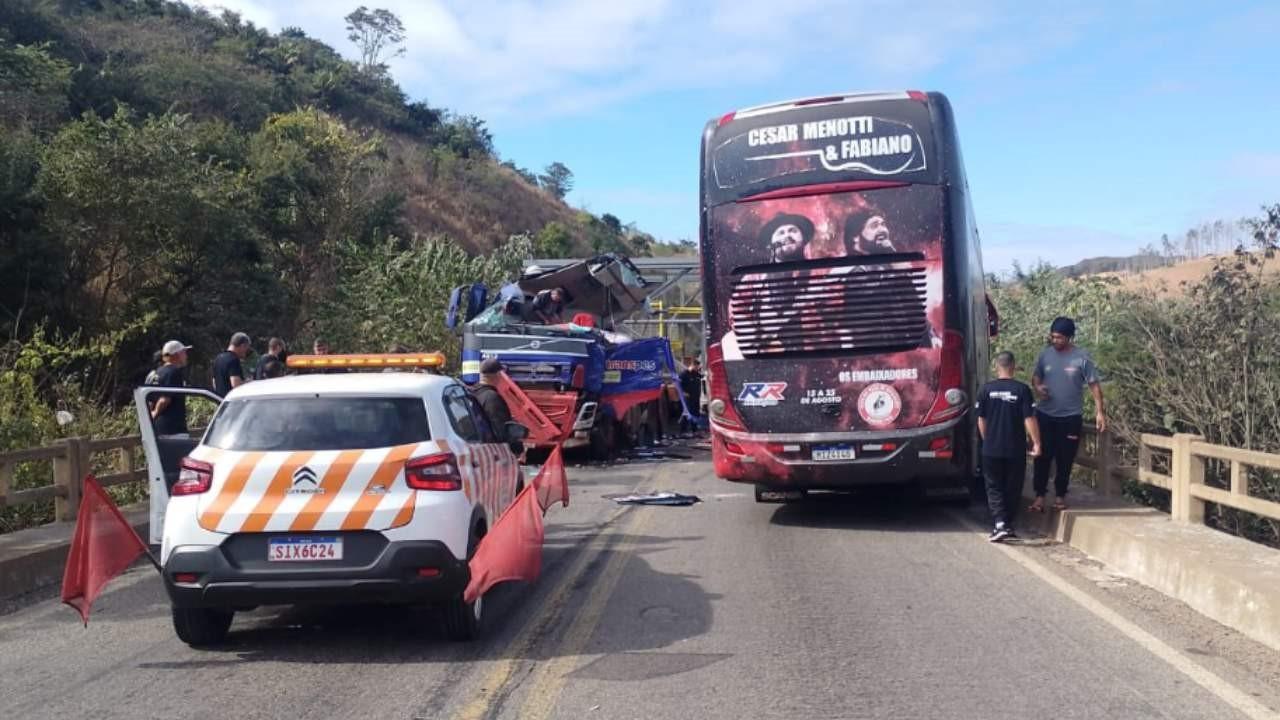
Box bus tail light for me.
[718,111,736,127]
[173,457,213,496]
[405,453,462,491]
[924,331,967,425]
[706,343,745,430]
[907,90,928,102]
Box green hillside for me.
[0,0,663,404]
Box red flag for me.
[61,476,151,625]
[462,447,571,602]
[463,483,544,603]
[533,444,569,511]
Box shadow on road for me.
[768,490,975,532]
[131,529,713,668]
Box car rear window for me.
[204,397,430,451]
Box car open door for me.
[133,386,223,545]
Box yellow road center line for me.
[516,498,660,720]
[946,509,1279,720]
[452,465,669,720]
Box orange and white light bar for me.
[286,352,446,369]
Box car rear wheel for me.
[442,531,484,641]
[172,606,233,647]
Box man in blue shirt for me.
[1029,317,1105,512]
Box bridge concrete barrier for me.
[0,505,148,609]
[1021,484,1280,653]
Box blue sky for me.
[196,0,1280,271]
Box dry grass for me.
[386,136,590,254]
[1099,253,1280,294]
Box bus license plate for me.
[268,536,343,562]
[812,445,856,462]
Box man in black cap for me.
[1029,316,1105,512]
[470,358,513,440]
[759,213,815,263]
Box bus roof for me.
[726,91,926,122]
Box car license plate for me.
[812,445,856,462]
[268,536,343,562]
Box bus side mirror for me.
[986,294,999,338]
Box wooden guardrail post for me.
[1171,433,1206,524]
[52,436,89,522]
[0,459,11,510]
[1096,430,1117,497]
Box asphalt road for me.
[3,448,1279,720]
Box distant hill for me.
[0,0,611,256]
[1058,254,1184,278]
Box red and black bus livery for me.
[699,91,994,501]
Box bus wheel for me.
[754,485,805,503]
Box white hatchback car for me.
[134,359,526,646]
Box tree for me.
[344,6,406,75]
[539,162,573,200]
[249,107,394,332]
[36,108,273,367]
[534,221,573,258]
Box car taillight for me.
[924,330,967,425]
[404,453,462,491]
[705,343,744,430]
[172,457,213,496]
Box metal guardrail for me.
[0,436,146,524]
[1073,426,1280,525]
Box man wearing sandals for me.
[1029,317,1106,512]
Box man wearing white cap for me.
[151,340,191,436]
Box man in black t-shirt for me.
[254,337,287,380]
[212,332,251,397]
[469,359,513,441]
[150,340,191,436]
[976,351,1042,542]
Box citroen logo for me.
[293,466,318,486]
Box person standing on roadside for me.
[212,332,251,397]
[254,337,287,380]
[977,351,1041,542]
[150,340,192,436]
[1029,316,1104,512]
[470,358,513,440]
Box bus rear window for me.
[708,98,940,203]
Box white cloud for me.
[189,0,1088,120]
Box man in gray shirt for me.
[1029,316,1105,511]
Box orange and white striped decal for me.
[194,442,430,533]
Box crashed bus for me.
[699,90,997,502]
[454,254,691,459]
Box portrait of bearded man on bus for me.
[842,206,898,255]
[759,212,816,263]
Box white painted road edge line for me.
[945,509,1279,720]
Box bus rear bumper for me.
[710,421,969,490]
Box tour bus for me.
[699,90,996,502]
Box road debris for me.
[606,492,702,506]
